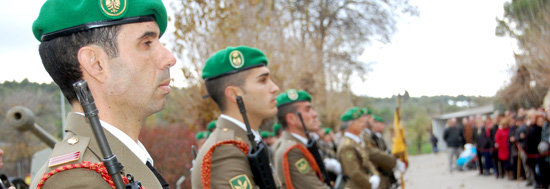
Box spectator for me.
[473,115,486,175]
[477,116,494,175]
[431,132,439,153]
[490,114,500,178]
[526,113,544,188]
[540,108,550,188]
[517,110,536,186]
[443,117,464,172]
[508,115,524,180]
[463,117,473,144]
[495,117,511,179]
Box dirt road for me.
[403,152,530,189]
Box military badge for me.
[295,158,311,174]
[229,50,245,68]
[287,89,299,101]
[48,151,81,167]
[100,0,127,18]
[229,174,252,189]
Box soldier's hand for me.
[323,158,341,174]
[369,175,380,189]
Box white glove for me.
[369,175,380,189]
[395,159,406,172]
[324,158,342,174]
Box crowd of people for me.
[443,108,550,189]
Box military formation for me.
[24,0,406,188]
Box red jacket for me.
[495,127,510,160]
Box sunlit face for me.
[105,21,176,117]
[294,101,321,132]
[241,67,280,119]
[349,115,368,134]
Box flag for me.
[391,106,409,167]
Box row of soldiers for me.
[190,46,406,189]
[26,0,404,188]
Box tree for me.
[496,0,550,109]
[170,0,417,128]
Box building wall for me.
[432,119,448,151]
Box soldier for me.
[30,0,174,188]
[191,46,280,188]
[207,120,217,133]
[337,107,380,189]
[371,115,388,152]
[272,89,330,189]
[196,131,210,149]
[363,114,406,189]
[318,128,342,183]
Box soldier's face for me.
[105,21,176,117]
[241,67,280,119]
[294,101,321,132]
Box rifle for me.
[192,145,198,159]
[236,96,277,189]
[73,80,141,189]
[296,112,332,187]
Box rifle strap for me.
[201,140,250,189]
[36,161,142,189]
[282,144,323,189]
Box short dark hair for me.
[39,26,121,103]
[205,70,250,111]
[276,103,297,129]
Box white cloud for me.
[352,0,516,97]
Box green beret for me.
[340,107,366,122]
[195,131,206,140]
[207,120,217,132]
[202,46,268,80]
[33,0,167,42]
[276,89,312,107]
[323,127,333,134]
[272,123,282,133]
[362,108,373,115]
[372,115,384,123]
[260,131,270,139]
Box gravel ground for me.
[403,152,531,189]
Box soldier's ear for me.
[285,113,298,127]
[77,45,108,83]
[225,86,243,104]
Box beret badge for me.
[100,0,127,18]
[229,50,245,68]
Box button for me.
[67,137,79,145]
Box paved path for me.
[403,152,530,189]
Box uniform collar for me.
[374,132,382,138]
[74,112,153,165]
[290,132,308,144]
[345,132,361,144]
[219,114,261,142]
